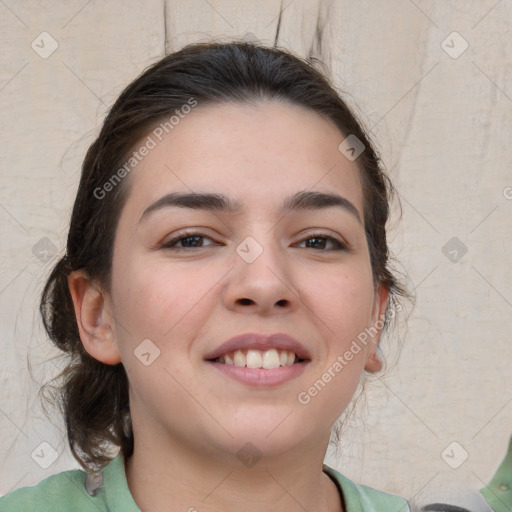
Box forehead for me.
[122,100,364,219]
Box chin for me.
[217,434,304,465]
[214,415,316,459]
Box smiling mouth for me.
[210,348,307,370]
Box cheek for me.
[111,256,215,341]
[296,269,372,419]
[306,264,375,338]
[110,261,201,390]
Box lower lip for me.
[207,361,309,386]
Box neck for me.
[124,429,343,512]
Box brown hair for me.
[40,40,409,474]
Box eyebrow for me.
[138,189,362,224]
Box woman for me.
[0,40,410,512]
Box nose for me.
[222,235,299,316]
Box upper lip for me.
[204,332,312,361]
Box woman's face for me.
[94,101,388,460]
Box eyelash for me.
[160,231,348,251]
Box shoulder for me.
[480,435,512,512]
[0,464,108,512]
[323,464,411,512]
[0,454,140,512]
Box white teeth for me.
[218,349,298,369]
[262,349,280,369]
[234,350,245,367]
[246,350,263,368]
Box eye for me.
[160,231,219,250]
[159,231,347,251]
[294,233,347,251]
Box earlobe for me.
[363,284,390,373]
[364,347,383,373]
[67,271,122,365]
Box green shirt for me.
[481,435,512,512]
[0,453,410,512]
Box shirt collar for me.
[102,452,141,512]
[95,452,378,512]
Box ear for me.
[363,283,390,373]
[68,270,122,365]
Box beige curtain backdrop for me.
[1,0,511,508]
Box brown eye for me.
[295,234,347,251]
[161,232,218,250]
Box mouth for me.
[209,348,307,369]
[204,333,312,388]
[204,333,311,386]
[206,354,309,387]
[204,332,312,363]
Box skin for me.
[69,100,389,512]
